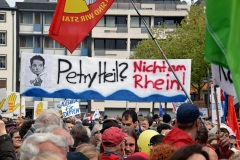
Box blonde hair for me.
[76,143,99,159]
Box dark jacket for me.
[0,134,16,160]
[162,126,194,148]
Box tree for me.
[131,4,209,100]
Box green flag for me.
[204,0,240,100]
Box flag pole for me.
[213,85,221,133]
[130,0,193,104]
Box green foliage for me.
[131,4,209,98]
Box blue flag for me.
[221,92,228,122]
[159,103,164,117]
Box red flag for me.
[227,95,240,146]
[48,0,114,53]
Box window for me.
[0,79,7,89]
[106,16,115,27]
[116,16,127,27]
[0,31,6,45]
[154,16,184,27]
[94,39,127,50]
[55,42,64,48]
[44,36,53,48]
[130,16,151,28]
[154,17,163,26]
[34,36,41,47]
[95,39,104,49]
[19,12,33,24]
[44,36,64,48]
[44,13,53,24]
[130,39,141,50]
[0,13,6,22]
[0,55,6,69]
[20,36,33,47]
[106,39,115,49]
[116,39,126,50]
[96,15,127,27]
[34,12,41,24]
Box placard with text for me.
[20,53,191,102]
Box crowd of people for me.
[0,103,239,160]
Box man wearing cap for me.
[162,103,231,159]
[100,126,127,160]
[162,103,200,148]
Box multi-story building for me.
[0,0,17,91]
[13,0,190,118]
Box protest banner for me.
[34,101,48,119]
[0,88,7,113]
[7,91,20,115]
[61,99,80,118]
[20,53,191,102]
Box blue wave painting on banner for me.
[20,53,192,102]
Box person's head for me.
[229,135,238,149]
[20,133,69,160]
[157,123,171,135]
[122,110,138,129]
[30,152,65,160]
[150,144,176,160]
[176,103,201,139]
[205,121,213,131]
[122,127,139,156]
[33,109,65,133]
[9,127,22,149]
[168,144,210,160]
[73,134,90,148]
[5,119,16,133]
[139,117,150,131]
[220,127,230,137]
[64,118,75,131]
[149,134,165,152]
[39,125,74,151]
[163,114,171,124]
[91,123,103,141]
[19,119,35,139]
[16,115,24,126]
[71,124,88,137]
[29,55,45,75]
[76,143,99,160]
[102,127,127,155]
[195,125,209,145]
[100,119,121,134]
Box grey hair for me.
[38,125,74,146]
[30,152,65,160]
[20,133,68,160]
[33,109,64,133]
[38,124,65,133]
[91,123,103,136]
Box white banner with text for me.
[20,53,191,102]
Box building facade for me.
[0,0,17,92]
[13,0,190,118]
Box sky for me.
[6,0,24,7]
[6,0,194,7]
